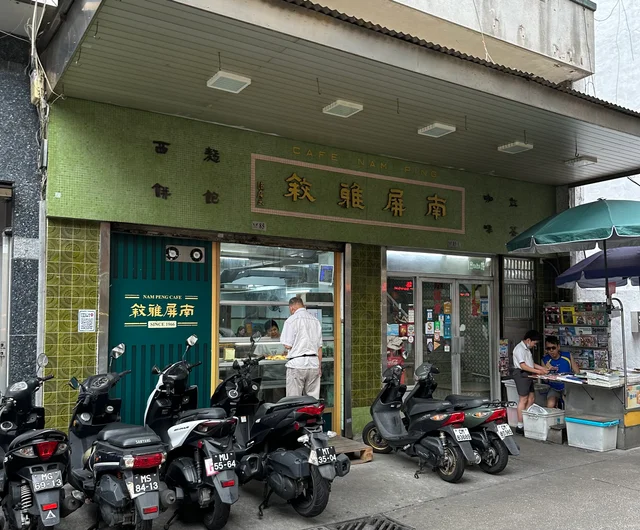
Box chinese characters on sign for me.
[426,194,447,219]
[152,183,171,199]
[383,189,406,217]
[338,183,365,209]
[509,226,518,237]
[509,197,518,207]
[284,173,316,202]
[130,303,195,318]
[203,190,219,204]
[204,147,220,163]
[153,141,170,154]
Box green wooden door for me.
[109,233,213,425]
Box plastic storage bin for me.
[503,379,519,427]
[522,407,565,441]
[566,416,619,452]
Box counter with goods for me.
[217,338,335,413]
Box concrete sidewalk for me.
[59,437,640,530]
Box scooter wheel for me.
[203,490,231,530]
[291,465,330,518]
[437,445,465,483]
[362,422,392,454]
[478,435,509,475]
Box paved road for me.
[59,437,640,530]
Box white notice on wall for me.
[78,310,96,333]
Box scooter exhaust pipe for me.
[61,494,83,517]
[159,484,177,509]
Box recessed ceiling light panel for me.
[322,99,363,118]
[417,122,456,138]
[564,155,597,167]
[497,141,534,154]
[206,71,251,93]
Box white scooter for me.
[143,335,239,530]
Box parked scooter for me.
[0,354,82,530]
[401,363,520,474]
[68,344,174,530]
[210,333,350,518]
[144,335,239,530]
[362,363,476,483]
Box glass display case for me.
[218,243,336,410]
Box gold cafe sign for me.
[251,154,465,234]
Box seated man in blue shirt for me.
[543,336,580,408]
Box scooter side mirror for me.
[36,353,49,368]
[111,344,125,359]
[186,335,198,347]
[152,366,161,375]
[69,377,79,390]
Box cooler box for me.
[522,406,565,441]
[503,379,519,427]
[566,416,619,452]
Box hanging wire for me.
[620,0,634,61]
[218,51,222,71]
[471,0,494,63]
[316,77,322,95]
[396,98,400,115]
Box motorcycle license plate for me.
[126,473,159,498]
[497,424,513,440]
[453,428,472,442]
[309,446,337,466]
[32,470,63,492]
[204,452,236,476]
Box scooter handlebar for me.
[39,374,54,382]
[188,361,203,370]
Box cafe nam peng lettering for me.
[124,293,198,329]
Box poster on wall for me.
[425,321,435,335]
[481,297,489,316]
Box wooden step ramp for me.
[329,435,373,464]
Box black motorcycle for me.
[0,354,82,530]
[210,336,350,518]
[68,344,175,530]
[144,335,239,530]
[402,366,520,474]
[362,363,476,483]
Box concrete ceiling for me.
[46,0,640,187]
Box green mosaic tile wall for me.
[44,218,101,431]
[351,244,383,414]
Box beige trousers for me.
[286,368,321,399]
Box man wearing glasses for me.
[542,336,580,408]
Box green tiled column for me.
[350,244,382,433]
[44,218,101,431]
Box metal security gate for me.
[109,232,213,425]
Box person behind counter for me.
[512,330,550,435]
[254,320,286,357]
[542,336,580,409]
[281,297,323,399]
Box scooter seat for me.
[177,407,227,423]
[97,423,161,448]
[255,395,318,420]
[445,394,491,409]
[409,399,452,415]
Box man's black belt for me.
[289,354,318,359]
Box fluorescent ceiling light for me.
[564,155,597,167]
[417,123,456,138]
[497,141,534,154]
[206,71,251,93]
[322,99,363,118]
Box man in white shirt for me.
[512,330,550,434]
[280,297,323,399]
